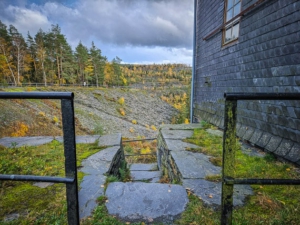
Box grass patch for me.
[175,194,219,225]
[185,128,223,157]
[0,141,104,223]
[205,174,222,182]
[181,122,300,224]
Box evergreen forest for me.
[0,21,191,87]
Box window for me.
[223,0,241,44]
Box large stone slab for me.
[80,146,120,175]
[98,133,121,147]
[105,182,188,224]
[160,124,202,130]
[0,136,54,147]
[171,150,221,179]
[161,129,194,139]
[130,171,161,183]
[79,145,121,219]
[79,174,106,219]
[164,139,200,152]
[183,179,253,207]
[130,163,158,171]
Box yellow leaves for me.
[174,103,182,110]
[141,146,151,154]
[118,108,125,116]
[118,97,125,105]
[11,122,29,137]
[52,116,59,124]
[132,120,137,124]
[151,125,157,131]
[129,127,134,133]
[184,118,189,124]
[122,77,127,85]
[38,111,46,117]
[286,168,291,171]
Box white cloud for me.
[0,5,50,35]
[0,0,193,64]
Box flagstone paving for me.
[1,124,260,223]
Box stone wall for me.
[157,132,182,183]
[193,0,300,165]
[97,133,126,178]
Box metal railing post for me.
[61,98,79,225]
[221,99,237,225]
[0,92,79,225]
[220,92,300,225]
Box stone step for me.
[130,163,158,171]
[130,171,161,183]
[105,182,188,224]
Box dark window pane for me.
[227,0,234,9]
[226,9,233,21]
[232,23,239,39]
[233,2,241,16]
[225,28,232,42]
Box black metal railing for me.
[221,92,300,225]
[0,92,79,225]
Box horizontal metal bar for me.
[0,92,74,99]
[225,178,300,185]
[0,174,74,183]
[123,138,157,143]
[224,92,300,100]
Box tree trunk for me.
[56,55,60,85]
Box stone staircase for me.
[104,162,188,224]
[0,124,259,224]
[129,163,160,183]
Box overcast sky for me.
[0,0,194,65]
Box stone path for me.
[0,125,262,224]
[0,135,101,147]
[158,124,255,208]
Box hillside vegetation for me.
[0,86,189,139]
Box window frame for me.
[223,0,242,45]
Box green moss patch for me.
[181,122,300,224]
[0,141,104,223]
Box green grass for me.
[0,141,104,224]
[179,123,300,225]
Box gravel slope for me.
[0,87,178,139]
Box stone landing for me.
[105,182,188,224]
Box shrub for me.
[11,122,29,137]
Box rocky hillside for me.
[0,87,179,139]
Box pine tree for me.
[75,41,89,84]
[89,42,106,87]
